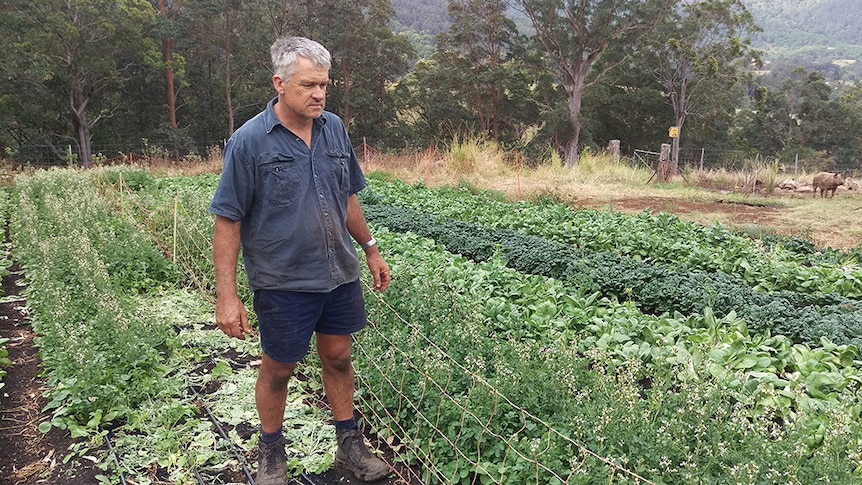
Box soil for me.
[0,259,421,485]
[602,196,781,227]
[0,263,99,484]
[576,189,857,250]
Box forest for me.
[1,0,861,171]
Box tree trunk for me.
[224,6,235,135]
[487,23,500,144]
[69,78,92,168]
[159,0,178,130]
[563,80,584,167]
[670,80,687,176]
[656,143,672,182]
[340,54,351,129]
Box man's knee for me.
[324,353,353,374]
[317,334,353,371]
[259,355,296,387]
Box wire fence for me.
[8,140,860,177]
[110,175,655,484]
[356,289,654,484]
[6,141,228,167]
[629,147,859,177]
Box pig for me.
[812,171,844,198]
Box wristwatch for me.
[361,237,377,251]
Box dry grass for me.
[362,143,862,251]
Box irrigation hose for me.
[104,432,129,485]
[193,467,207,484]
[190,385,257,484]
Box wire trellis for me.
[111,177,655,485]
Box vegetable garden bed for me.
[1,168,860,484]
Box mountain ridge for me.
[391,0,862,62]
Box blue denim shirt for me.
[209,98,366,293]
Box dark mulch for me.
[0,263,101,484]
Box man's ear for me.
[272,75,285,95]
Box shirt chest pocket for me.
[259,154,300,208]
[325,149,350,191]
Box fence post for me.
[424,147,431,186]
[516,150,521,200]
[173,195,178,262]
[656,144,672,182]
[607,140,620,163]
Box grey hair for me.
[270,37,331,82]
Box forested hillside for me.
[391,0,451,34]
[393,0,862,72]
[745,0,862,50]
[3,0,861,171]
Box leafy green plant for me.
[361,203,862,349]
[361,178,862,298]
[14,169,862,484]
[357,229,862,483]
[0,337,10,398]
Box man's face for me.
[274,56,329,123]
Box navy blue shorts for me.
[253,280,367,364]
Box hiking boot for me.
[335,429,390,481]
[256,437,288,485]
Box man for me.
[209,36,392,485]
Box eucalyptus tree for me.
[0,0,158,166]
[512,0,678,166]
[581,60,671,155]
[738,69,862,168]
[154,0,186,131]
[642,0,761,173]
[393,58,477,147]
[302,0,414,148]
[435,0,520,144]
[177,0,280,142]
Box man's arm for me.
[213,215,253,339]
[346,194,391,292]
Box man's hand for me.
[215,294,254,339]
[366,252,391,292]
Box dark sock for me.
[334,418,358,432]
[260,427,283,445]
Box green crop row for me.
[361,178,862,298]
[0,188,11,400]
[12,169,184,436]
[362,204,862,350]
[359,228,862,483]
[105,170,862,483]
[9,168,336,482]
